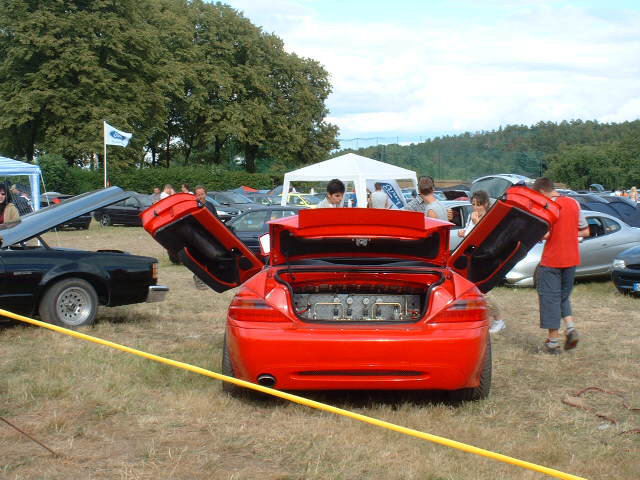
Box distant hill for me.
[332,119,640,188]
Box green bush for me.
[39,164,279,195]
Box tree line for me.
[0,0,339,173]
[340,119,640,189]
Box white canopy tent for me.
[0,156,42,211]
[281,153,418,208]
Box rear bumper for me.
[146,285,169,303]
[226,322,488,391]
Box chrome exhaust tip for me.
[257,374,276,388]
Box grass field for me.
[1,222,639,479]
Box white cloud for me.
[225,1,640,139]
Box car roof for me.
[236,205,304,212]
[472,173,532,184]
[441,200,471,208]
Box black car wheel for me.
[100,213,112,226]
[448,336,492,402]
[39,278,99,328]
[168,251,182,265]
[221,334,241,395]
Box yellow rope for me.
[0,308,587,480]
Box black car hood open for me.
[0,187,131,247]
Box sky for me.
[222,0,640,147]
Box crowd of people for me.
[614,186,638,201]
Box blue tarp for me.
[0,156,42,211]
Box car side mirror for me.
[259,233,271,256]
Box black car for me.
[226,206,304,255]
[566,194,640,227]
[207,191,260,213]
[0,187,168,328]
[41,192,92,230]
[93,192,152,226]
[612,246,640,296]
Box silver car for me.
[505,210,640,286]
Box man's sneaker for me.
[489,319,506,334]
[564,328,579,350]
[543,339,562,355]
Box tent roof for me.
[284,153,416,181]
[0,156,42,175]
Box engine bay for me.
[293,291,422,322]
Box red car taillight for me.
[228,291,286,322]
[436,295,487,323]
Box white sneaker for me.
[489,319,506,334]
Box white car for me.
[471,174,533,199]
[505,210,640,286]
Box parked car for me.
[565,193,640,227]
[443,200,473,250]
[471,174,533,199]
[612,245,640,295]
[0,187,168,328]
[226,206,304,256]
[283,193,324,208]
[244,192,278,206]
[204,196,241,223]
[437,189,470,201]
[207,191,259,213]
[142,186,559,400]
[505,211,640,286]
[41,192,92,229]
[401,188,416,202]
[93,192,152,226]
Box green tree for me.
[0,0,167,166]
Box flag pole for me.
[103,121,107,188]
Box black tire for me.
[39,278,99,329]
[168,251,182,265]
[448,336,492,402]
[221,334,242,395]
[100,213,112,226]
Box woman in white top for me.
[458,190,490,237]
[457,190,505,333]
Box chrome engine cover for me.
[293,293,421,322]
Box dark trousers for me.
[536,266,576,330]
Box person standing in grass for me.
[317,179,345,208]
[160,184,175,199]
[194,185,218,217]
[0,185,20,224]
[533,177,590,354]
[368,182,391,209]
[404,176,448,220]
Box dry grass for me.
[1,221,639,479]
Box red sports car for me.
[142,187,558,400]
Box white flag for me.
[104,121,132,147]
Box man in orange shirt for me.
[533,178,590,354]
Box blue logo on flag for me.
[110,131,126,141]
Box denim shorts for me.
[536,266,576,330]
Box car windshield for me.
[303,195,323,205]
[217,192,252,204]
